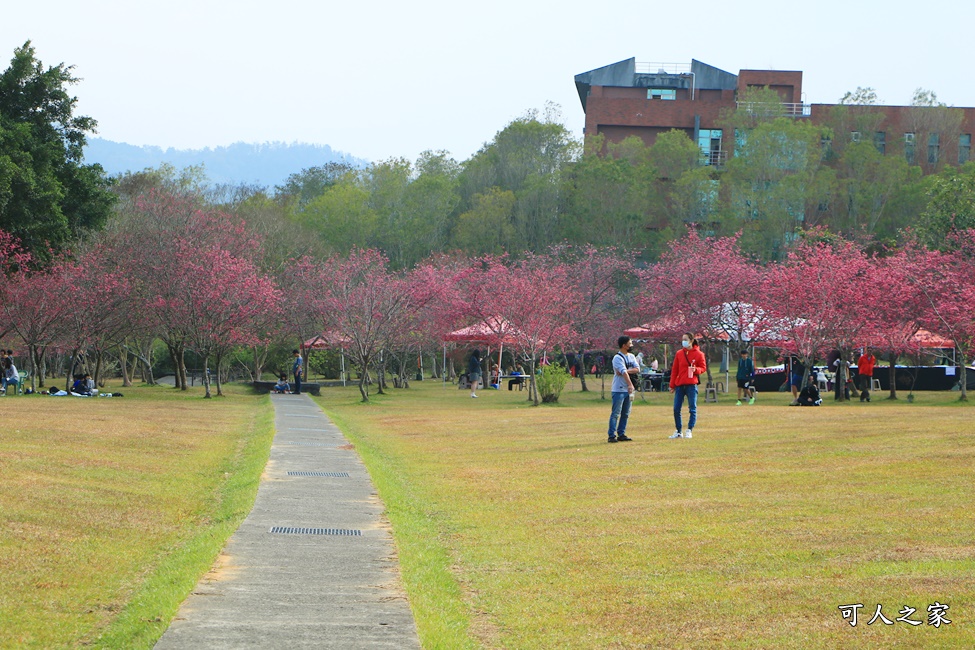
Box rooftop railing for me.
[736,101,812,117]
[635,62,692,75]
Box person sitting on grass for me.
[273,374,290,394]
[794,375,822,406]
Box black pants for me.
[294,372,302,395]
[859,375,871,401]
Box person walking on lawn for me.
[607,336,638,443]
[857,347,877,402]
[467,349,483,398]
[736,348,756,405]
[669,333,706,439]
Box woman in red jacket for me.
[669,333,707,439]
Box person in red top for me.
[668,332,707,439]
[857,347,877,403]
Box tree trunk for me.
[203,354,212,398]
[140,339,155,385]
[577,351,589,392]
[178,347,188,390]
[29,344,38,392]
[959,348,968,401]
[65,349,79,392]
[358,371,369,402]
[215,351,225,397]
[886,356,898,400]
[94,350,104,388]
[528,358,539,406]
[37,347,46,388]
[167,344,180,389]
[252,345,266,382]
[118,346,133,387]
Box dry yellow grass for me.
[324,382,975,649]
[0,384,270,648]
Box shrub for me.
[537,363,570,403]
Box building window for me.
[904,133,915,164]
[874,131,886,154]
[648,88,676,100]
[698,129,723,166]
[928,133,940,164]
[850,131,861,143]
[960,134,971,164]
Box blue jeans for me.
[607,391,631,440]
[673,384,698,432]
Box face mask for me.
[681,340,691,349]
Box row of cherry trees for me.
[1,189,972,402]
[639,229,975,401]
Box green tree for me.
[831,141,913,237]
[275,161,354,209]
[560,146,656,247]
[458,106,579,252]
[721,117,832,260]
[0,42,115,256]
[400,151,460,266]
[297,172,377,254]
[917,163,975,249]
[451,187,516,255]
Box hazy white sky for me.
[5,0,974,163]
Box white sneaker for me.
[685,430,693,438]
[471,394,478,398]
[668,431,682,439]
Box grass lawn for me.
[0,382,273,648]
[321,379,975,649]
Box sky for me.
[4,0,975,164]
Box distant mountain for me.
[84,138,368,188]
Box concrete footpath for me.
[155,393,421,649]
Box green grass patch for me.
[322,380,975,649]
[0,382,273,648]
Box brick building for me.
[575,58,974,170]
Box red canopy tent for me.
[302,332,352,386]
[910,329,954,349]
[443,317,521,388]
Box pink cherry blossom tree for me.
[638,230,764,384]
[459,255,580,405]
[760,233,879,399]
[899,231,975,400]
[170,245,280,398]
[314,249,437,402]
[546,245,636,392]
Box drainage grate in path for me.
[269,527,361,536]
[287,471,350,478]
[283,441,331,447]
